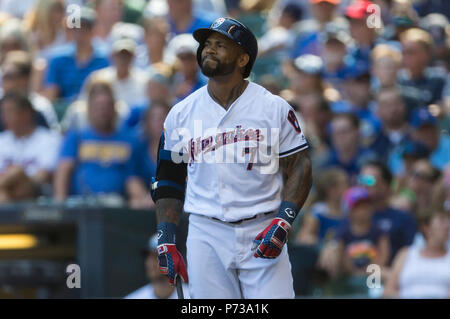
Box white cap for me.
[165,33,199,64]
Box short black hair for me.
[0,91,34,111]
[361,159,392,184]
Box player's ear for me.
[237,52,250,69]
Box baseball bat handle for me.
[175,275,184,299]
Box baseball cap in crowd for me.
[410,108,438,128]
[79,7,97,29]
[165,33,199,64]
[148,68,171,86]
[343,66,371,81]
[309,0,340,5]
[420,14,449,45]
[112,37,137,54]
[323,27,352,46]
[345,0,374,20]
[293,54,324,75]
[141,233,158,256]
[343,186,371,211]
[111,22,144,44]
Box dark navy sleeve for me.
[401,212,418,247]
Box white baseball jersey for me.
[163,82,308,222]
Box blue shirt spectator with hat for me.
[344,0,379,79]
[332,68,381,147]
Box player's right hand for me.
[156,222,188,285]
[157,243,188,285]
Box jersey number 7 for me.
[242,147,257,170]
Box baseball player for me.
[151,17,312,298]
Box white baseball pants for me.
[186,213,295,299]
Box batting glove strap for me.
[253,217,291,259]
[157,243,188,285]
[156,222,177,245]
[277,201,300,225]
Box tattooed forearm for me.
[280,150,313,209]
[156,198,184,225]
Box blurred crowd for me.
[0,0,449,298]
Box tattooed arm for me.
[252,150,312,258]
[280,150,313,211]
[156,198,184,225]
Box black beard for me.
[200,56,236,78]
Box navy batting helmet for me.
[193,17,258,79]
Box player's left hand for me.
[252,201,299,259]
[252,217,291,259]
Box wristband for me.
[277,201,300,225]
[156,222,177,244]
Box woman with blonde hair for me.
[22,0,67,93]
[23,0,67,58]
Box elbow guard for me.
[151,134,188,202]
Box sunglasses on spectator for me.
[357,174,376,187]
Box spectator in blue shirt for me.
[397,28,447,112]
[344,0,378,78]
[166,0,213,37]
[334,70,381,147]
[370,86,411,163]
[321,28,353,93]
[54,77,152,208]
[389,108,450,173]
[322,112,378,183]
[358,160,417,264]
[410,108,450,171]
[43,7,110,105]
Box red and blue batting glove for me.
[156,222,188,285]
[252,201,299,259]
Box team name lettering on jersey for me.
[188,125,264,165]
